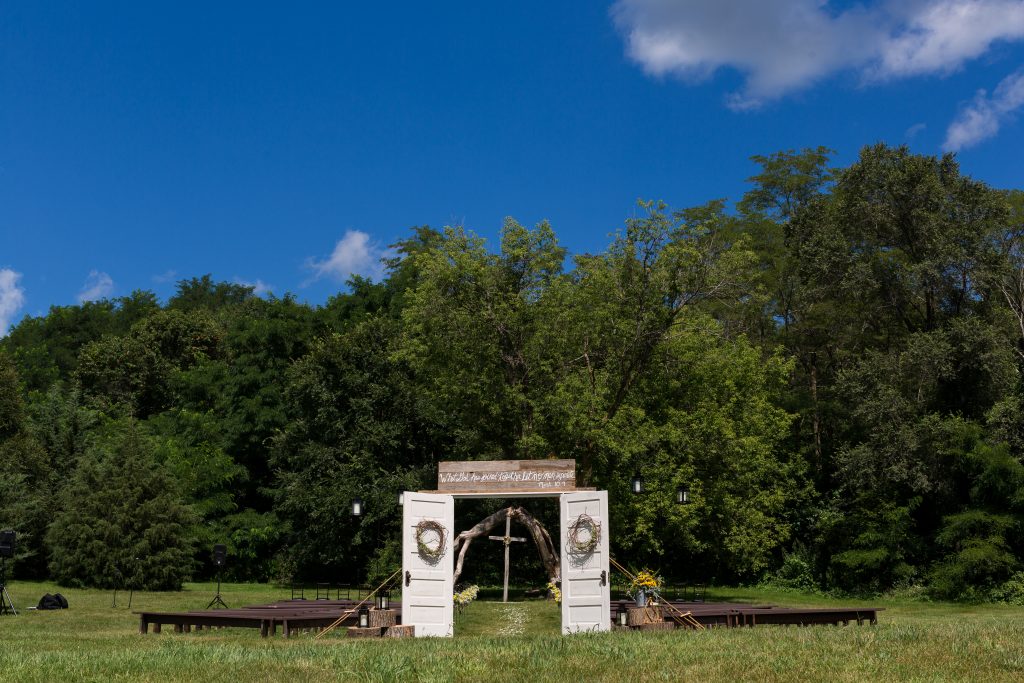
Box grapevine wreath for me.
[415,519,447,560]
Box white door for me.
[559,490,611,634]
[401,491,455,637]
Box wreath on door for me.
[415,519,448,560]
[567,513,601,554]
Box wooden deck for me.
[137,598,879,637]
[611,599,881,629]
[136,600,403,638]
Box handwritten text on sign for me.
[437,459,576,493]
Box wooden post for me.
[487,515,526,603]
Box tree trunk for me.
[451,506,560,587]
[809,357,822,471]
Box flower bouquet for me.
[629,569,661,607]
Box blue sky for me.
[2,1,1023,334]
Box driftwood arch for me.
[451,506,560,586]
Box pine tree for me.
[47,420,195,590]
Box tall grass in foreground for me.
[1,581,1023,682]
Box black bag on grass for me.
[36,593,69,610]
[37,593,61,610]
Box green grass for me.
[1,580,1023,682]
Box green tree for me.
[47,421,195,590]
[0,351,52,577]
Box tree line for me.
[2,143,1022,601]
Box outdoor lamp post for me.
[675,485,690,505]
[376,592,389,610]
[358,607,369,628]
[351,497,364,517]
[631,471,644,495]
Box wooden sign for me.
[437,459,576,494]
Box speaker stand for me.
[0,558,16,616]
[207,572,228,609]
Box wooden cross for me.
[488,516,527,602]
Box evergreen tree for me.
[47,421,195,590]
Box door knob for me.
[405,570,412,587]
[600,570,607,586]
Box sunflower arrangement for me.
[546,581,561,604]
[629,569,662,604]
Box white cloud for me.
[153,269,177,284]
[306,230,388,283]
[942,66,1024,148]
[233,277,274,297]
[944,67,1024,148]
[0,268,26,336]
[77,270,114,303]
[612,0,1024,109]
[876,1,1024,79]
[905,122,928,139]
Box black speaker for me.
[213,544,226,567]
[0,530,14,559]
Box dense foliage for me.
[2,144,1023,600]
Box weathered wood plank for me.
[437,459,576,493]
[439,459,575,473]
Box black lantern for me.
[397,490,405,507]
[376,592,390,610]
[351,497,364,517]
[675,485,690,505]
[631,471,644,495]
[358,606,369,628]
[617,610,628,627]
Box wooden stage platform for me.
[137,599,402,638]
[137,598,879,637]
[611,599,882,629]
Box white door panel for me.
[560,490,610,633]
[401,491,454,637]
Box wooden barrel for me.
[368,609,397,628]
[626,606,663,627]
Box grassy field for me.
[1,580,1023,682]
